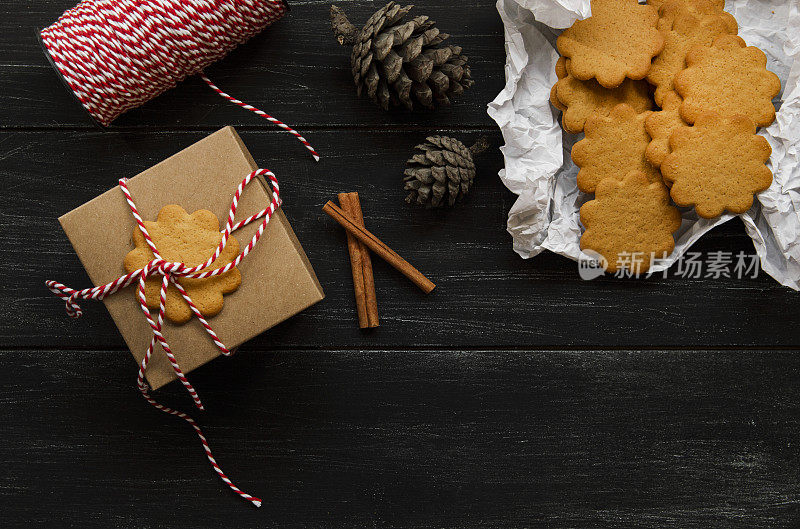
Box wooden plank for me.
[1,348,798,527]
[2,130,797,350]
[0,0,506,128]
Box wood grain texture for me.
[1,348,799,528]
[2,0,799,527]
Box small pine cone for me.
[330,2,474,111]
[404,136,489,208]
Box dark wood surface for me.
[1,1,798,527]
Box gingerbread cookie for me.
[674,35,781,127]
[557,0,664,88]
[555,60,653,134]
[661,112,773,218]
[124,204,242,324]
[580,171,682,274]
[644,91,689,168]
[571,104,660,193]
[648,0,737,106]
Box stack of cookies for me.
[550,0,780,274]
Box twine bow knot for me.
[60,258,186,317]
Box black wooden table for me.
[2,1,799,527]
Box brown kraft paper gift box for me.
[58,126,324,390]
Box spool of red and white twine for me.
[40,0,319,161]
[47,169,281,507]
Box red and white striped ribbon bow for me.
[40,0,319,161]
[46,168,282,508]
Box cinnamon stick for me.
[347,193,379,327]
[323,201,436,294]
[338,193,379,328]
[338,193,368,327]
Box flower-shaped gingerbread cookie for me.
[644,91,689,168]
[124,204,242,324]
[647,0,737,107]
[674,35,781,127]
[661,113,773,218]
[572,104,660,193]
[553,59,653,134]
[557,0,664,88]
[580,171,682,275]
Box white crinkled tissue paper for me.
[487,0,800,289]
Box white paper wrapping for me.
[488,0,800,288]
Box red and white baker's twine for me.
[40,0,319,161]
[46,169,282,508]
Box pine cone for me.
[330,2,474,110]
[404,136,489,208]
